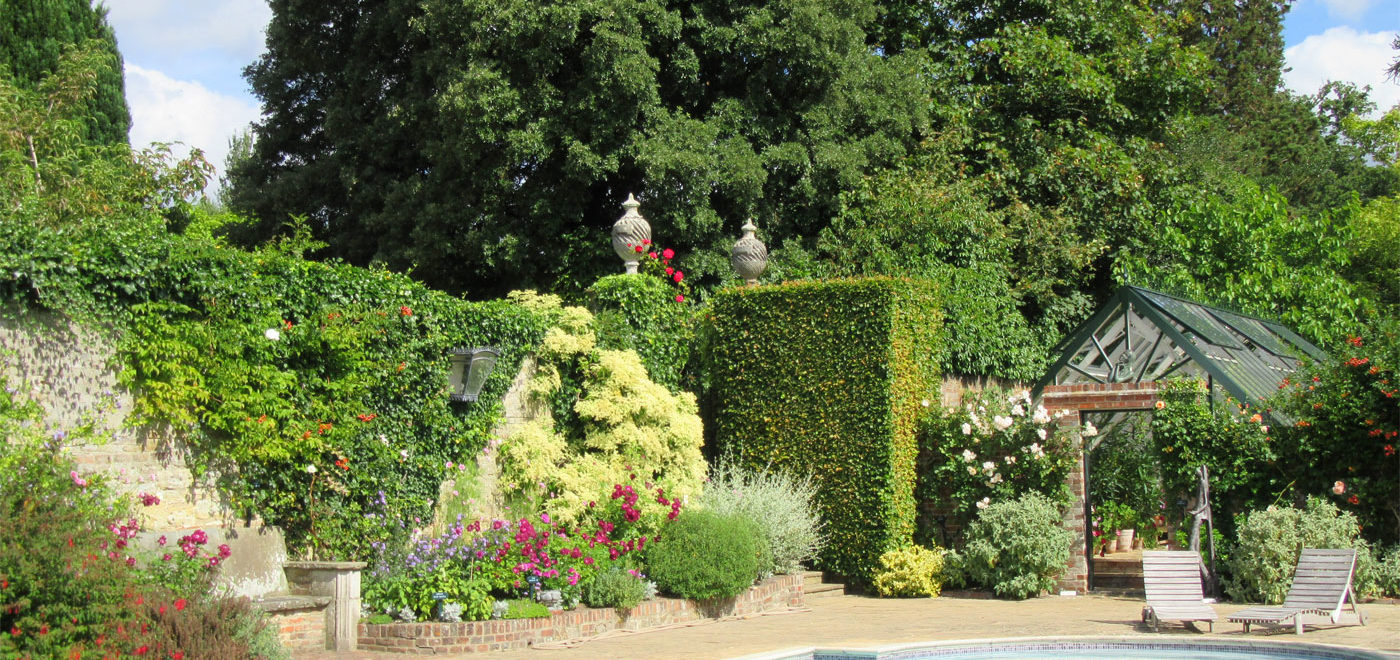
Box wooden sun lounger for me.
[1141,550,1217,632]
[1228,548,1368,635]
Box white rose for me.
[982,461,996,474]
[968,466,978,475]
[305,464,317,474]
[976,497,991,510]
[962,449,977,463]
[265,328,281,341]
[989,473,1003,485]
[961,422,973,435]
[993,415,1013,431]
[1033,406,1051,424]
[1011,404,1025,417]
[1082,422,1098,437]
[1037,428,1048,440]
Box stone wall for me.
[0,308,232,530]
[357,573,805,654]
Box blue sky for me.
[101,0,1400,189]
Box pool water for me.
[750,638,1395,660]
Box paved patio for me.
[294,592,1400,659]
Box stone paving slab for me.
[293,593,1400,659]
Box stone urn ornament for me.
[611,193,651,274]
[730,218,767,285]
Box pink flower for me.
[665,266,674,276]
[662,248,674,260]
[673,271,684,282]
[69,471,88,488]
[1333,481,1346,495]
[675,295,685,303]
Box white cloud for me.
[1319,0,1376,21]
[1284,26,1400,116]
[124,63,261,188]
[105,0,271,62]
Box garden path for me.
[293,593,1400,659]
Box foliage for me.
[499,292,706,529]
[498,599,551,619]
[1088,413,1162,536]
[587,271,695,391]
[582,567,649,611]
[709,278,942,582]
[695,458,825,576]
[646,510,764,601]
[228,0,927,298]
[0,376,280,659]
[1150,379,1274,530]
[1373,546,1400,598]
[1272,328,1400,545]
[1225,497,1377,603]
[362,484,676,619]
[0,0,129,145]
[918,388,1079,534]
[1344,196,1400,313]
[872,545,944,598]
[960,492,1072,600]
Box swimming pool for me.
[738,637,1398,660]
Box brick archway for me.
[1041,382,1161,593]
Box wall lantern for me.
[447,347,500,402]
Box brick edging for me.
[357,573,805,654]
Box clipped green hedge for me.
[709,278,943,582]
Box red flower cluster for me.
[356,413,378,422]
[1344,357,1370,368]
[400,306,413,316]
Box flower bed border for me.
[357,573,804,654]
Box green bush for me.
[647,510,764,600]
[500,599,551,619]
[873,545,944,598]
[709,278,942,582]
[588,272,696,391]
[583,567,649,611]
[696,459,825,576]
[1373,546,1400,598]
[1225,497,1376,603]
[961,493,1072,599]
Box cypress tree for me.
[0,0,130,146]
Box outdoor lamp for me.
[447,347,500,402]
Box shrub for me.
[961,492,1072,599]
[1372,546,1400,598]
[647,510,764,600]
[696,459,825,576]
[873,545,944,598]
[1226,497,1376,603]
[499,599,551,619]
[498,293,707,530]
[583,567,648,611]
[917,387,1078,532]
[710,278,942,582]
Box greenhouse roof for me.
[1034,286,1328,408]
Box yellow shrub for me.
[873,545,944,598]
[498,293,706,527]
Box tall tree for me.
[0,0,129,146]
[228,0,927,298]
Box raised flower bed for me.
[357,573,804,654]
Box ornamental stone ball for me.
[611,193,652,274]
[730,218,767,285]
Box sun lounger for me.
[1228,548,1368,634]
[1141,550,1218,632]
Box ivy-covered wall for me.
[0,220,554,559]
[708,278,944,582]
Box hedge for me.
[708,278,943,582]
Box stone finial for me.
[730,218,767,285]
[611,193,652,274]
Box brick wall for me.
[267,604,329,652]
[358,573,804,654]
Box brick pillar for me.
[1056,410,1088,594]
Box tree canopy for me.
[0,0,129,146]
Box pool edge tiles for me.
[731,637,1400,660]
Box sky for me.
[102,0,1400,191]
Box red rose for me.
[662,248,674,259]
[675,295,684,303]
[672,271,683,282]
[1348,495,1360,505]
[174,598,187,611]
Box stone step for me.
[1094,572,1145,590]
[802,570,846,599]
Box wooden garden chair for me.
[1228,548,1368,635]
[1141,550,1218,632]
